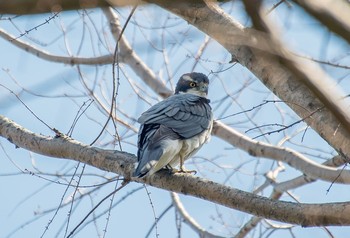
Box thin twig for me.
[89,5,137,147]
[66,181,129,238]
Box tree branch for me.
[0,115,135,176]
[100,7,350,185]
[235,155,346,237]
[151,0,350,160]
[0,28,117,65]
[103,7,173,98]
[293,0,350,44]
[101,7,350,185]
[0,0,110,14]
[213,121,350,184]
[2,114,350,226]
[171,192,224,238]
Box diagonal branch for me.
[102,7,350,185]
[212,121,350,184]
[2,114,350,226]
[0,115,135,176]
[151,0,350,160]
[235,155,347,238]
[293,0,350,44]
[102,7,172,98]
[0,28,116,65]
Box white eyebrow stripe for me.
[182,75,193,81]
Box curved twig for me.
[171,192,225,238]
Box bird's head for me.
[175,72,209,97]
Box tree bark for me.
[2,114,350,226]
[151,1,350,160]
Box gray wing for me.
[134,124,179,177]
[138,94,212,139]
[133,94,212,177]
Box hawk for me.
[133,72,213,178]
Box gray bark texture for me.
[1,115,350,226]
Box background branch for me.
[171,192,224,238]
[213,121,350,184]
[293,0,350,44]
[0,28,115,64]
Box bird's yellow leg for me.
[176,157,196,175]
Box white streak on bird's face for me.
[182,75,193,81]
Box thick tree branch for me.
[235,155,346,237]
[293,0,350,44]
[151,0,350,160]
[0,0,110,14]
[4,3,350,163]
[101,8,350,184]
[2,114,350,226]
[0,115,135,176]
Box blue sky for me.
[1,2,350,238]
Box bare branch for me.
[151,0,350,160]
[274,155,347,192]
[213,121,350,184]
[0,115,135,177]
[102,7,172,98]
[0,28,115,65]
[235,155,347,237]
[2,114,350,226]
[293,0,350,44]
[0,0,109,15]
[103,6,350,184]
[171,192,225,238]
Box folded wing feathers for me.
[137,94,212,139]
[135,94,212,177]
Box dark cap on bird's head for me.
[175,72,209,97]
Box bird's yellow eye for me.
[189,82,196,87]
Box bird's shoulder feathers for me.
[138,94,212,139]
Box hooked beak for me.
[199,83,209,94]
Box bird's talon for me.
[175,167,197,175]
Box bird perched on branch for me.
[133,72,213,178]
